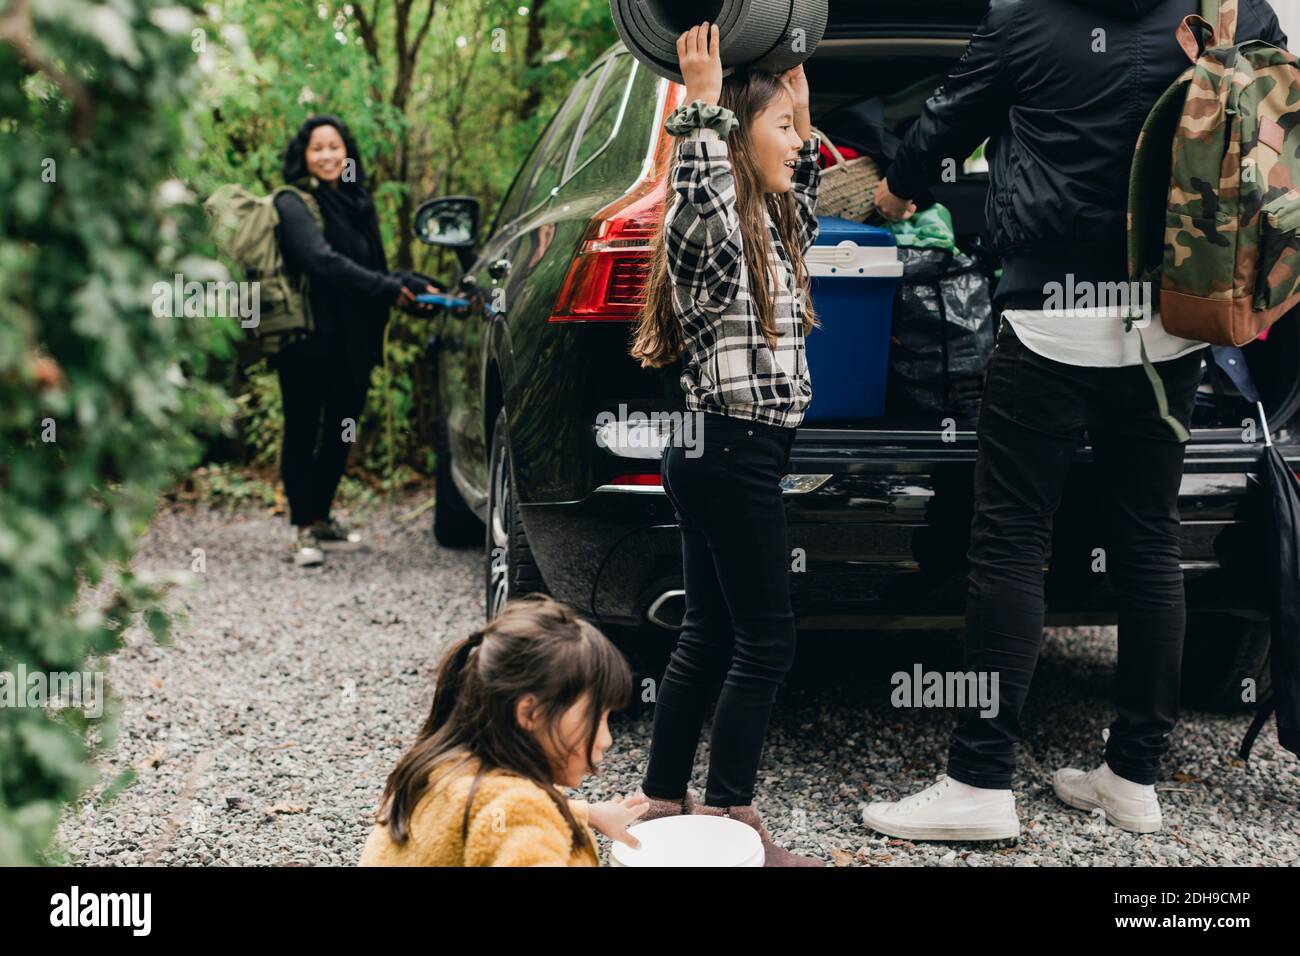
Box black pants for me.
[947,318,1205,788]
[642,411,798,807]
[272,336,369,528]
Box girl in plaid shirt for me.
[629,22,825,866]
[632,32,821,424]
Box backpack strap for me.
[1128,316,1192,443]
[1177,0,1238,62]
[269,185,323,334]
[1239,699,1274,760]
[273,185,324,233]
[1207,0,1238,49]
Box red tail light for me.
[549,187,663,321]
[608,472,662,486]
[549,81,684,323]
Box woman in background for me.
[273,114,435,567]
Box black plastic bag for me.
[888,248,995,425]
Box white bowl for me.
[609,814,764,867]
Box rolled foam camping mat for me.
[610,0,828,84]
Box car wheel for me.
[484,408,547,619]
[1181,612,1272,712]
[432,417,481,547]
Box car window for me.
[599,64,666,188]
[570,54,636,174]
[517,67,600,214]
[492,126,550,233]
[491,70,597,233]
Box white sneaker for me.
[292,529,324,567]
[863,775,1020,841]
[1053,763,1162,833]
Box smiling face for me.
[749,88,804,194]
[305,124,347,184]
[518,691,612,789]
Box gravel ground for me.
[57,497,1300,866]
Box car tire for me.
[432,417,481,548]
[485,408,547,619]
[1181,612,1272,712]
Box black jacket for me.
[885,0,1288,304]
[274,187,403,383]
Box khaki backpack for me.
[204,184,323,361]
[1128,0,1300,439]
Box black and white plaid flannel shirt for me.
[665,126,821,428]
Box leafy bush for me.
[0,0,233,864]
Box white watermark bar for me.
[151,273,261,328]
[0,664,105,718]
[594,405,704,459]
[891,664,1001,719]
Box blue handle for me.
[416,293,469,308]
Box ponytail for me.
[376,629,484,844]
[422,629,484,739]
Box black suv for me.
[414,1,1300,710]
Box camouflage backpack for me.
[1128,0,1300,439]
[204,184,323,362]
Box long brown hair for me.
[375,594,633,855]
[631,69,818,368]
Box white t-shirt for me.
[1002,307,1210,367]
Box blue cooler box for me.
[803,217,902,422]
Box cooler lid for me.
[807,244,902,279]
[814,216,896,248]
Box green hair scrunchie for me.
[664,99,739,138]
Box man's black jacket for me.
[885,0,1288,305]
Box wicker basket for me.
[812,126,881,222]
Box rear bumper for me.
[519,426,1293,629]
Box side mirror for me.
[414,196,479,249]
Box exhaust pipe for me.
[645,589,686,630]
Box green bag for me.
[204,184,323,362]
[888,203,959,254]
[1128,0,1300,439]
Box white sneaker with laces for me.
[292,529,324,567]
[1053,763,1161,833]
[862,775,1020,841]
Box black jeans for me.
[947,318,1205,788]
[272,336,370,528]
[642,411,798,807]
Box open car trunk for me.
[801,38,1300,436]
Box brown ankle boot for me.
[695,803,825,867]
[636,789,697,822]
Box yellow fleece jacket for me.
[357,758,599,867]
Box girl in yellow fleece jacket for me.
[359,595,648,867]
